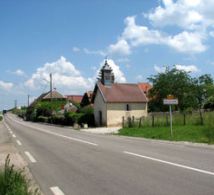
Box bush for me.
[37,116,48,123]
[78,106,95,127]
[0,116,2,121]
[50,115,65,125]
[0,155,39,195]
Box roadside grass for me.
[0,115,2,121]
[117,125,214,144]
[0,155,39,195]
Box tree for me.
[148,67,194,112]
[191,74,214,124]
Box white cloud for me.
[108,39,131,55]
[146,0,205,30]
[83,48,106,56]
[167,31,206,53]
[14,69,25,76]
[72,47,80,52]
[25,56,94,94]
[107,0,214,56]
[0,80,13,91]
[154,65,167,73]
[113,16,206,55]
[175,64,199,72]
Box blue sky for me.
[0,0,214,110]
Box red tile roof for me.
[138,83,152,93]
[96,82,148,103]
[65,95,83,103]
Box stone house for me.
[92,60,148,127]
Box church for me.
[92,60,148,127]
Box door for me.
[99,111,102,126]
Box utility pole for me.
[50,73,52,101]
[27,94,30,107]
[14,100,17,109]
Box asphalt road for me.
[3,113,214,195]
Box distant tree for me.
[148,67,194,112]
[191,74,214,124]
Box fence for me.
[122,110,214,128]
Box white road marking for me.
[9,131,13,134]
[50,186,65,195]
[16,140,22,146]
[8,117,98,146]
[25,151,37,163]
[124,151,214,176]
[12,134,16,138]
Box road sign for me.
[163,99,178,105]
[163,97,178,138]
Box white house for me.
[92,60,148,127]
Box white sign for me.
[163,99,178,105]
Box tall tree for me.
[148,67,195,112]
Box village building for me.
[138,82,152,97]
[65,95,83,104]
[80,91,93,107]
[92,60,148,127]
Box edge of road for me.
[0,118,44,195]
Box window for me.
[126,104,130,111]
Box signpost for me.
[163,95,178,137]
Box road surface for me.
[3,113,214,195]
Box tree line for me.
[148,67,214,115]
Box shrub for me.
[37,116,48,123]
[50,115,65,125]
[0,155,39,195]
[78,106,95,127]
[0,116,2,121]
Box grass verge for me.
[0,155,39,195]
[117,125,214,144]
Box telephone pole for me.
[14,100,17,109]
[27,94,30,107]
[50,73,52,101]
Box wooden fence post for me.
[152,115,154,127]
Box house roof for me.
[43,90,65,99]
[94,82,148,103]
[138,83,152,93]
[65,95,83,103]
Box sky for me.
[0,0,214,110]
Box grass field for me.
[118,111,214,144]
[118,125,214,144]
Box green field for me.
[118,111,214,144]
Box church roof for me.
[93,82,148,103]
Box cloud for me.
[14,69,26,76]
[108,39,131,55]
[25,56,94,94]
[108,15,206,55]
[175,64,199,72]
[72,47,80,52]
[83,48,106,56]
[154,65,167,73]
[0,80,13,91]
[146,0,204,30]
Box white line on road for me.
[8,117,98,146]
[16,140,22,146]
[124,151,214,176]
[12,134,16,138]
[50,186,65,195]
[25,151,37,163]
